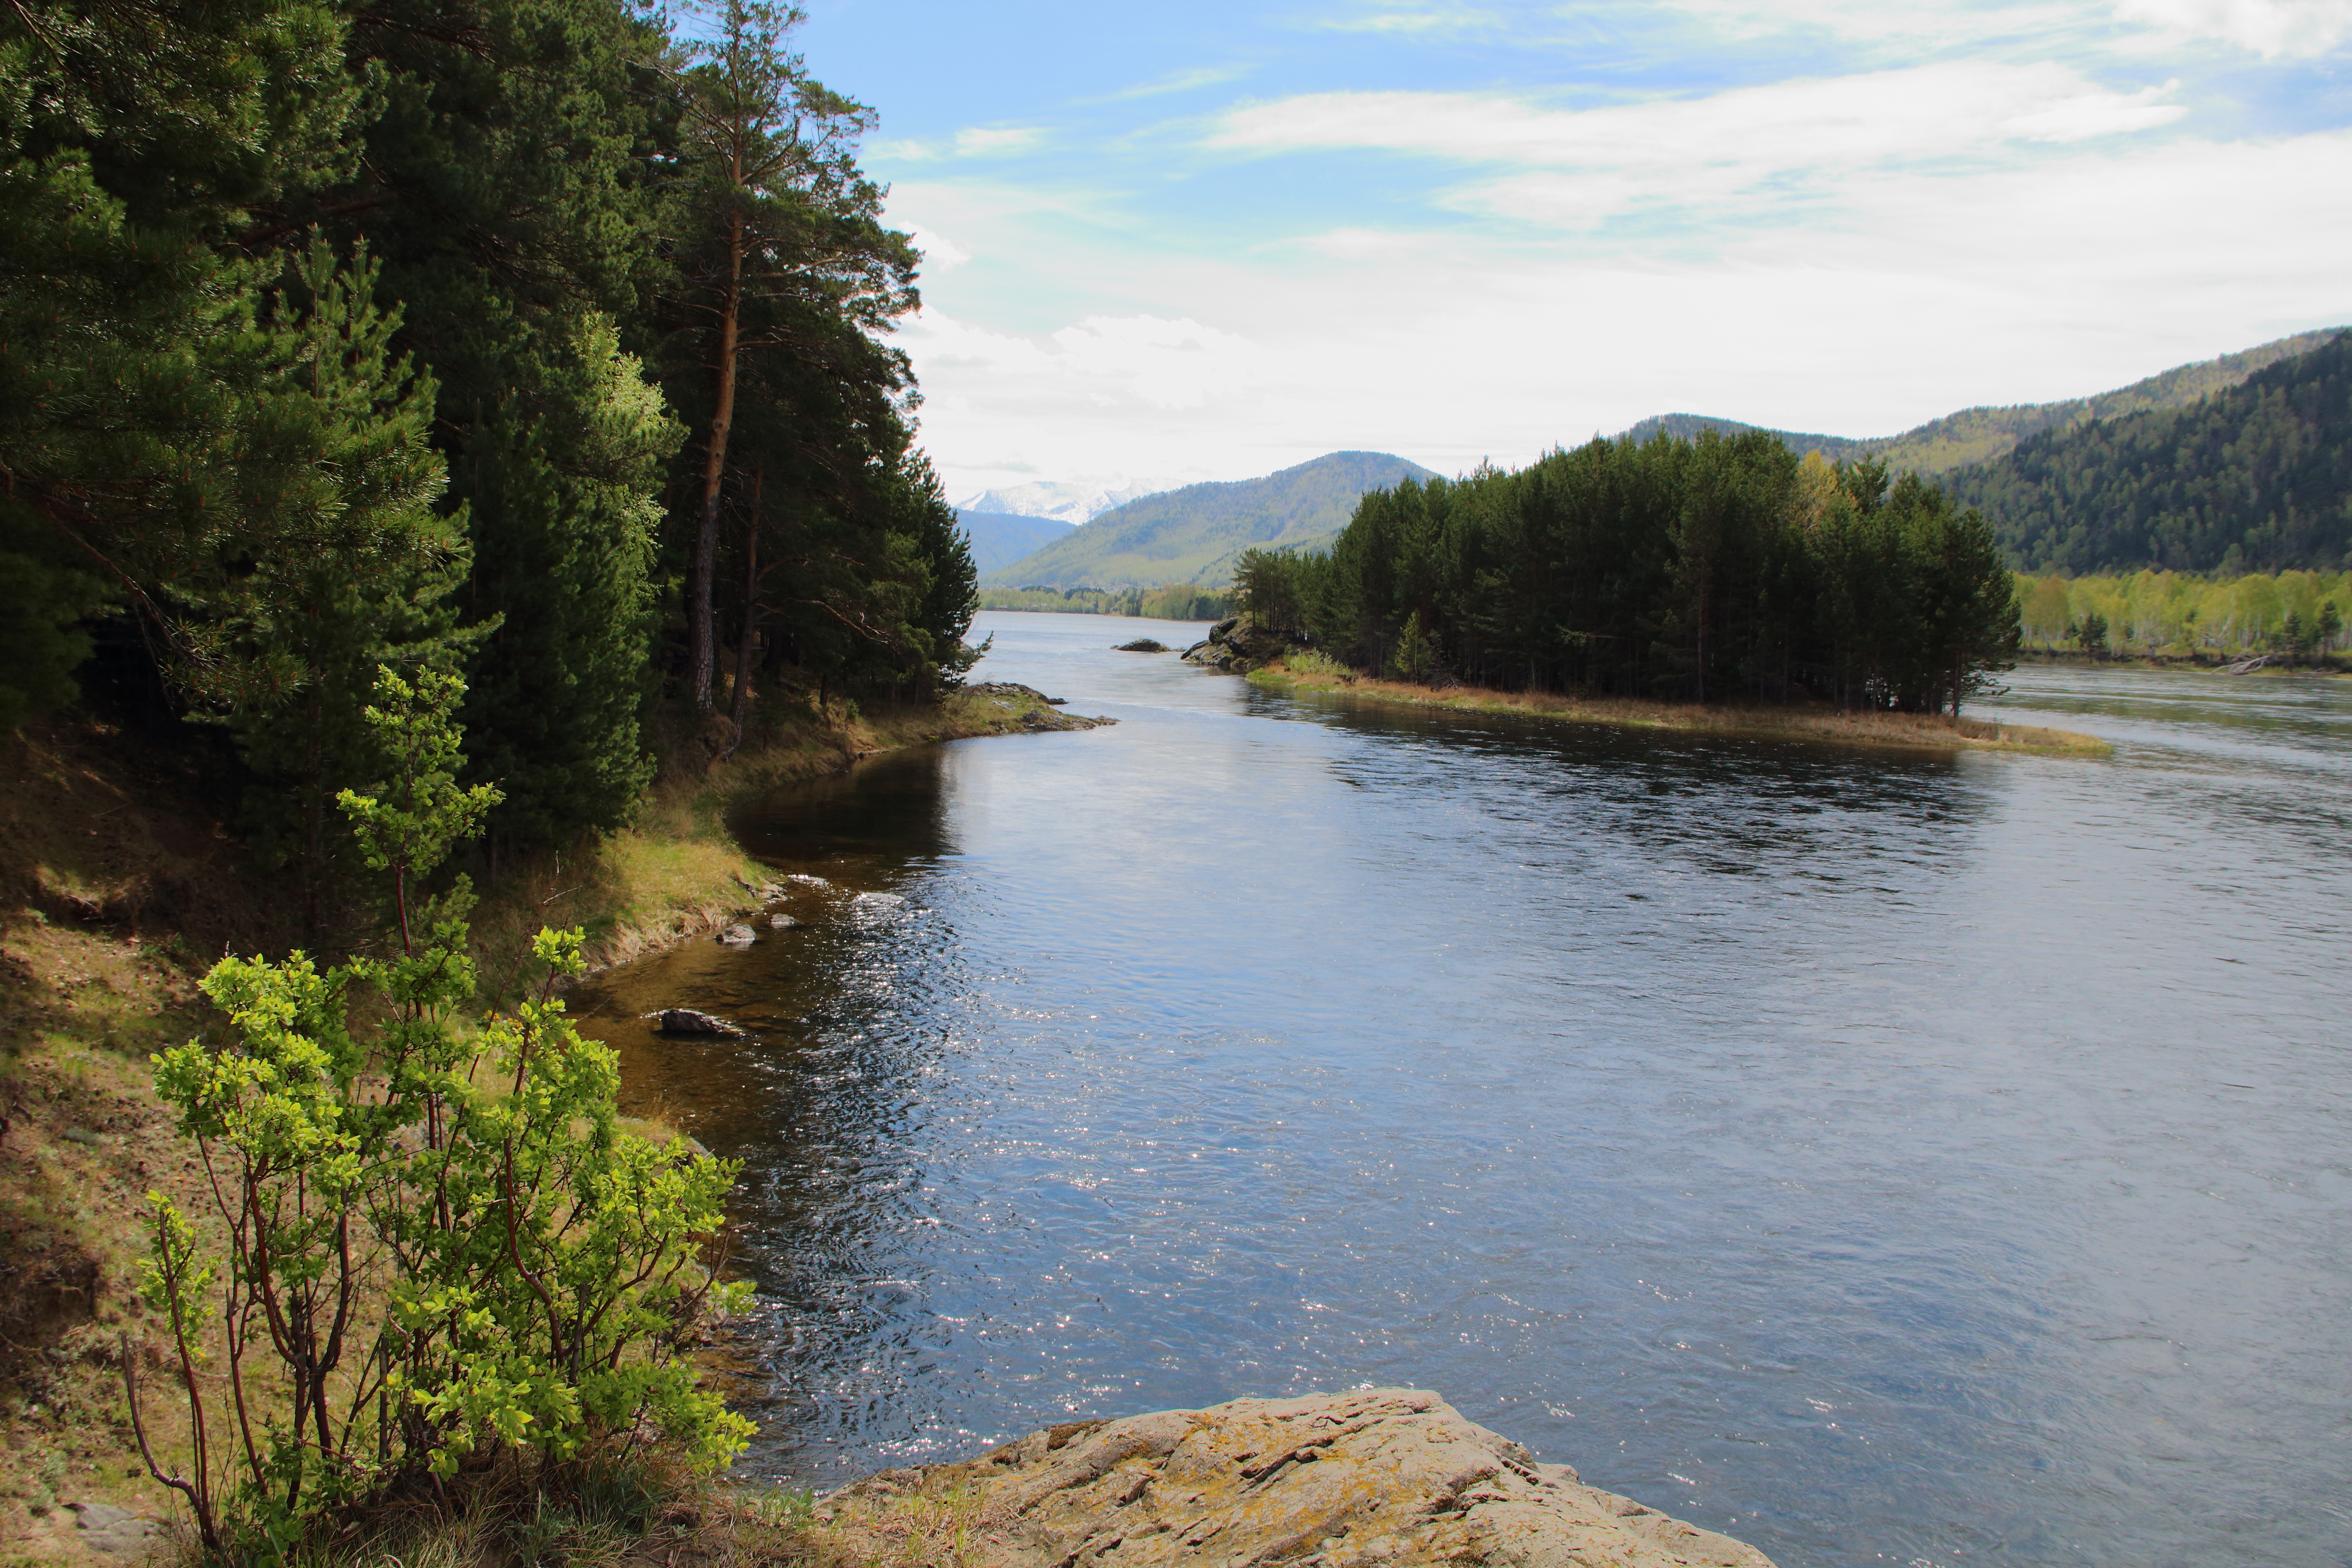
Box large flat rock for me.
[817,1388,1776,1568]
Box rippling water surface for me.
[575,613,2352,1568]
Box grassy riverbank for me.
[1248,657,2114,757]
[0,682,1089,1564]
[2011,647,2349,676]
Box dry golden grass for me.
[799,1476,995,1568]
[1250,662,2113,757]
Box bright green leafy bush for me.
[132,669,751,1562]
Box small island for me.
[1187,437,2111,756]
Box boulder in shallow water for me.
[657,1009,743,1036]
[1115,638,1170,652]
[814,1387,1777,1568]
[717,923,757,945]
[1182,612,1303,672]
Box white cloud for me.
[2112,0,2352,55]
[1321,3,1502,32]
[1046,315,1266,409]
[1210,65,2186,232]
[894,125,2352,495]
[906,225,972,270]
[1094,64,1255,101]
[873,126,1048,162]
[900,309,1273,490]
[1648,0,2098,47]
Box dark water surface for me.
[576,614,2352,1568]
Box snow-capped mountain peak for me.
[953,477,1184,526]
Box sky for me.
[784,0,2352,498]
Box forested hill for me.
[1621,328,2346,477]
[981,451,1439,589]
[1942,332,2352,574]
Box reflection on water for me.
[574,617,2352,1568]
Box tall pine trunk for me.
[723,465,762,758]
[691,206,745,710]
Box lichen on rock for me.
[813,1388,1776,1568]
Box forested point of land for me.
[1946,333,2352,575]
[1,0,975,940]
[1229,434,2021,716]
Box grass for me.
[0,677,1095,1563]
[1248,659,2114,757]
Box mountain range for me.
[1617,328,2345,477]
[955,476,1185,527]
[965,326,2352,591]
[1945,332,2351,574]
[978,451,1440,590]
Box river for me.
[575,612,2352,1568]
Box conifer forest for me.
[0,0,977,926]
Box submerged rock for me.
[816,1388,1776,1568]
[770,912,799,929]
[656,1009,744,1036]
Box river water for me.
[575,612,2352,1568]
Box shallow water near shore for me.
[574,613,2352,1568]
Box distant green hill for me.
[1620,328,2347,476]
[981,451,1440,589]
[1943,332,2352,573]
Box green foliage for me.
[133,670,750,1561]
[1387,611,1437,682]
[1263,431,2019,714]
[902,455,984,691]
[1948,332,2352,573]
[0,532,107,731]
[5,0,968,867]
[1231,547,1307,634]
[453,320,677,851]
[2010,566,2352,660]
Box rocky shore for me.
[1182,615,1302,674]
[813,1388,1777,1568]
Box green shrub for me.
[130,669,751,1562]
[1281,647,1354,680]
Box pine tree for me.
[454,320,678,855]
[666,0,912,708]
[296,0,684,854]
